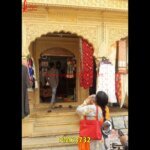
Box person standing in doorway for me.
[47,62,59,112]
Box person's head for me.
[96,91,108,107]
[96,91,108,121]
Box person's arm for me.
[76,97,95,116]
[76,100,90,116]
[76,105,90,116]
[76,103,102,120]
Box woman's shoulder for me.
[87,105,101,111]
[84,105,96,112]
[89,105,102,113]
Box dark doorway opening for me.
[39,55,76,103]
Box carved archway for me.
[28,31,94,105]
[22,23,98,56]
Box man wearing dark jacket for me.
[46,62,59,112]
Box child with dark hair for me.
[96,91,110,123]
[76,94,105,150]
[96,91,112,150]
[76,92,111,150]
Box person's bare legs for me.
[48,87,57,112]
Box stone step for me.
[31,105,128,117]
[31,111,77,118]
[33,123,79,135]
[32,129,79,137]
[23,145,78,150]
[31,107,128,117]
[34,104,78,110]
[22,134,79,150]
[36,145,78,150]
[35,113,79,122]
[35,120,79,127]
[33,123,79,138]
[34,124,79,132]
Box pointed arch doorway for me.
[29,31,95,108]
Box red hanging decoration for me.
[80,39,94,89]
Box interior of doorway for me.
[39,55,76,103]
